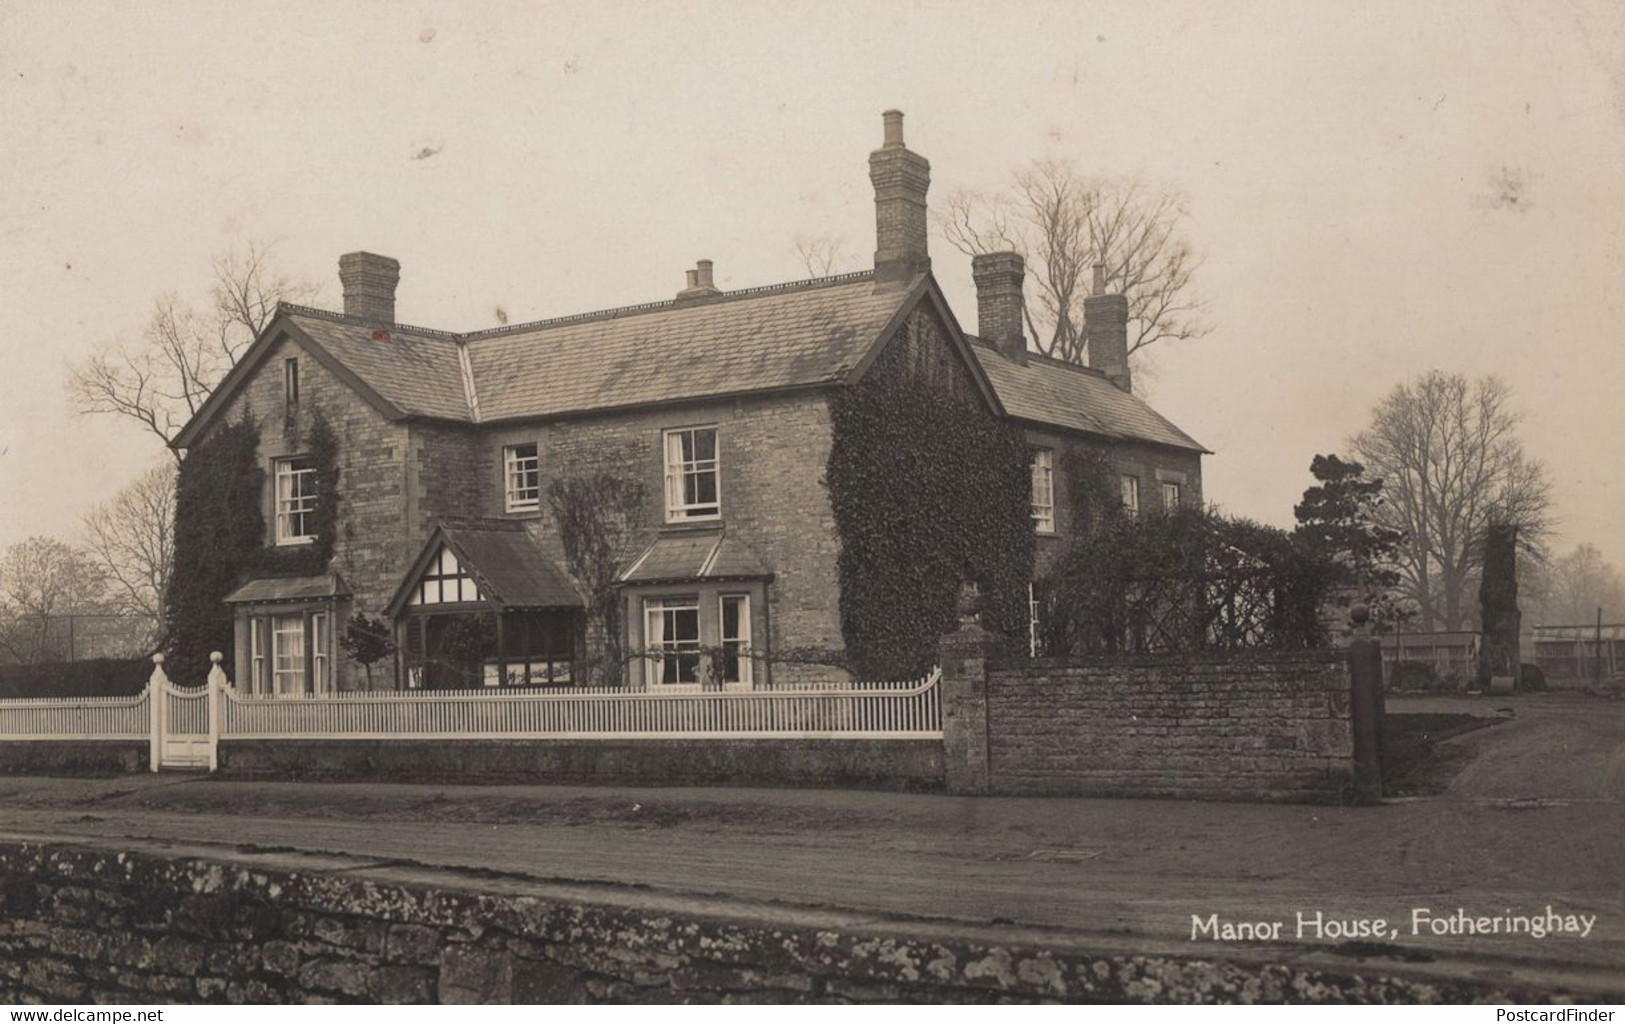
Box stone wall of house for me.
[940,622,1355,803]
[207,333,413,689]
[0,838,1551,1004]
[443,391,847,685]
[1025,427,1204,577]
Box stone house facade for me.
[171,111,1206,694]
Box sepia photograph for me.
[0,0,1621,1009]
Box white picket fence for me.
[221,669,942,740]
[0,654,943,768]
[0,691,150,741]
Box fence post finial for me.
[208,651,228,689]
[149,652,170,687]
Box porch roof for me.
[619,530,773,585]
[387,521,584,617]
[224,572,351,605]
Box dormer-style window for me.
[504,442,541,513]
[274,457,317,545]
[1120,474,1140,517]
[1030,448,1054,533]
[663,426,720,521]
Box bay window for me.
[645,597,701,685]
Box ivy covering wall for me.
[826,311,1034,680]
[163,410,340,682]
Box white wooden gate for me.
[149,653,222,771]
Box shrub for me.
[0,658,150,699]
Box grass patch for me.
[1383,713,1500,796]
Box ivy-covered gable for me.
[826,299,1034,679]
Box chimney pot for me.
[1092,262,1107,294]
[338,251,401,324]
[677,260,721,302]
[882,109,905,148]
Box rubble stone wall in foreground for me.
[0,838,1562,1004]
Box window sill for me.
[274,537,316,548]
[659,518,725,534]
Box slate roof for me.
[437,522,582,608]
[466,273,910,422]
[275,270,913,426]
[224,573,351,604]
[293,317,469,421]
[968,339,1209,453]
[182,268,1205,458]
[620,530,774,584]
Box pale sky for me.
[2,1,1622,567]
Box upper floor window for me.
[1161,481,1182,510]
[1030,449,1054,533]
[1120,474,1140,517]
[274,457,317,545]
[664,426,720,521]
[283,357,300,408]
[504,442,541,513]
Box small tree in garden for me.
[549,473,649,684]
[338,613,395,687]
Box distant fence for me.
[0,656,942,770]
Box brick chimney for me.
[972,252,1027,364]
[676,259,722,302]
[1084,263,1131,393]
[869,110,931,284]
[338,252,401,324]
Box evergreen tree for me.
[1293,454,1407,628]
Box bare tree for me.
[794,231,848,277]
[1529,544,1625,626]
[1351,371,1551,631]
[0,537,109,663]
[940,161,1210,365]
[67,240,318,457]
[81,461,176,650]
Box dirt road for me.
[1,693,1619,994]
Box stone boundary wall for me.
[983,651,1355,802]
[218,738,943,790]
[0,837,1566,1004]
[938,612,1360,803]
[0,741,149,777]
